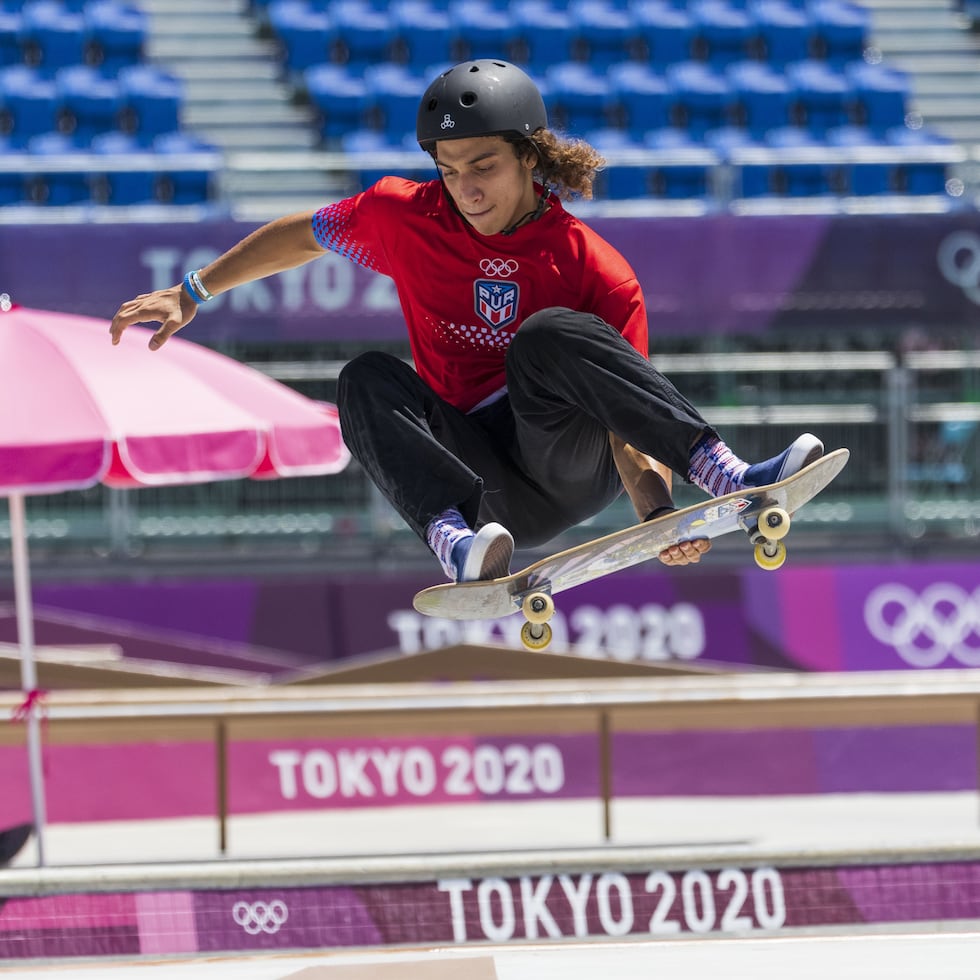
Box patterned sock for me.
[687,434,749,497]
[425,507,473,580]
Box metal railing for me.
[2,348,977,566]
[1,668,978,864]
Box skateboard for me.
[413,448,849,651]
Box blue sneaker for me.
[742,433,824,488]
[451,522,514,583]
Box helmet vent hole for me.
[460,91,477,107]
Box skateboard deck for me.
[414,448,849,649]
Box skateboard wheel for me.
[754,539,787,571]
[522,592,554,625]
[520,620,553,651]
[758,506,790,541]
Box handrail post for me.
[600,710,613,842]
[886,363,911,539]
[216,719,228,856]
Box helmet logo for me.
[440,114,455,130]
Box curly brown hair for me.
[504,130,606,201]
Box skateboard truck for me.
[739,503,791,571]
[517,591,555,651]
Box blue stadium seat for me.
[704,122,757,153]
[608,61,671,139]
[365,64,427,143]
[341,128,432,189]
[0,65,58,146]
[763,125,844,195]
[391,0,453,70]
[0,7,21,67]
[450,0,520,61]
[56,63,122,144]
[727,59,793,138]
[845,60,910,135]
[823,123,891,194]
[0,134,24,203]
[511,0,575,67]
[569,0,641,67]
[25,129,91,204]
[340,127,391,189]
[152,130,220,204]
[748,0,814,66]
[118,63,181,144]
[90,129,157,204]
[786,59,855,135]
[691,0,758,67]
[643,127,717,198]
[84,0,146,74]
[810,0,869,65]
[886,125,956,195]
[333,0,397,68]
[18,0,88,77]
[303,63,370,143]
[666,60,737,139]
[546,61,614,133]
[632,0,697,67]
[266,0,336,75]
[585,127,649,198]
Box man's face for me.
[433,135,538,237]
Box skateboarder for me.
[110,59,823,584]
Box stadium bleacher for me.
[0,0,221,210]
[256,0,963,203]
[0,0,969,209]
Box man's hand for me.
[109,283,197,350]
[658,538,711,566]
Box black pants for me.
[337,307,713,549]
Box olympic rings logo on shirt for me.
[232,900,289,935]
[480,258,519,278]
[863,583,980,667]
[937,231,980,305]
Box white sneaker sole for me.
[775,433,824,482]
[459,522,514,582]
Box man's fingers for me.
[108,287,189,349]
[658,538,711,567]
[109,299,164,345]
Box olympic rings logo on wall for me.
[232,899,289,935]
[937,231,980,304]
[864,583,980,667]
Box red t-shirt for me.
[312,177,649,414]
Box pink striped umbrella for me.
[0,303,350,864]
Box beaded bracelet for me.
[182,270,214,304]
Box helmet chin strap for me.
[437,175,552,236]
[500,187,552,237]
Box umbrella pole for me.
[9,493,47,866]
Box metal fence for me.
[3,345,978,567]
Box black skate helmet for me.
[416,59,548,154]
